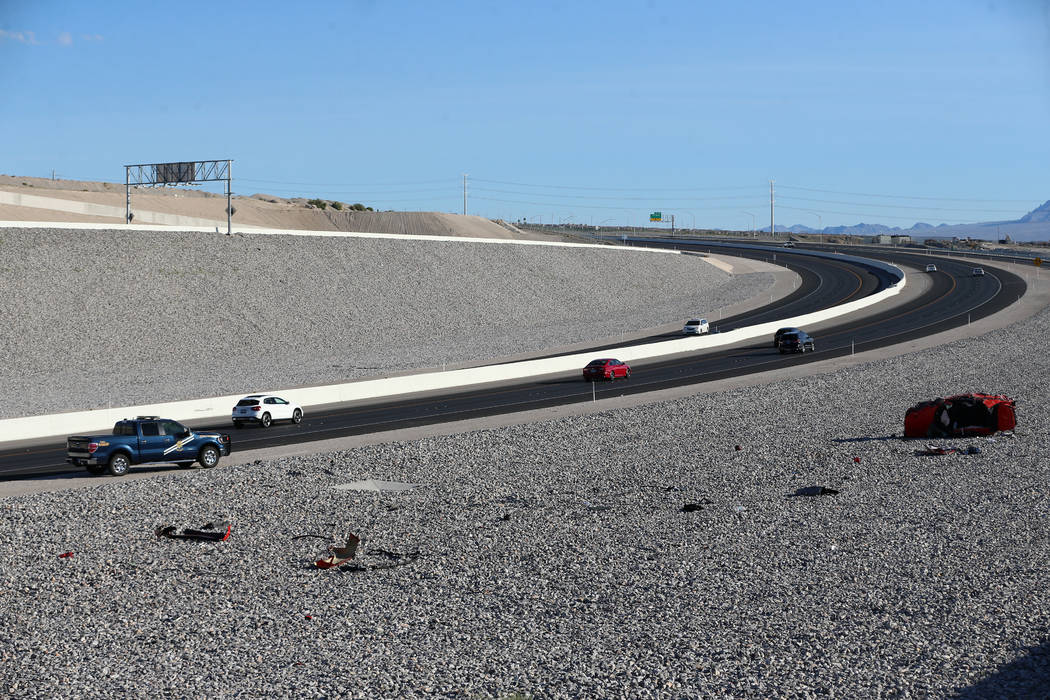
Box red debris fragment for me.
[853,457,861,463]
[58,552,74,559]
[304,615,313,620]
[734,445,742,451]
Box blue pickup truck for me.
[66,416,232,476]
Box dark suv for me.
[773,327,801,348]
[778,330,816,354]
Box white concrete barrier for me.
[0,218,683,252]
[0,265,905,443]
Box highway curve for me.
[0,244,1025,478]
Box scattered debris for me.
[58,551,74,559]
[155,522,231,542]
[788,486,839,497]
[344,549,421,571]
[681,503,704,512]
[315,533,360,569]
[915,445,958,456]
[734,445,742,451]
[853,457,861,463]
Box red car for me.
[583,358,631,381]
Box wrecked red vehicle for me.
[904,393,1016,438]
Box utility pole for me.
[769,179,775,240]
[462,174,467,215]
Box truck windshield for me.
[112,422,136,436]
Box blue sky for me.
[2,0,1048,230]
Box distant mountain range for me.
[767,200,1050,242]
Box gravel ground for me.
[1,296,1048,697]
[0,227,768,418]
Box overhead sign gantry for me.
[124,159,233,233]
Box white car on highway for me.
[232,394,303,428]
[682,318,710,335]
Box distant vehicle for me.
[232,394,303,428]
[67,417,231,476]
[773,327,801,348]
[682,318,710,335]
[972,267,985,276]
[778,330,816,354]
[925,263,937,272]
[583,358,631,381]
[783,241,796,248]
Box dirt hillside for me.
[0,174,555,240]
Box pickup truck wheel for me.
[198,445,220,469]
[107,452,131,477]
[86,464,106,476]
[260,412,272,428]
[291,408,302,424]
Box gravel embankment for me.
[0,227,768,418]
[1,299,1047,697]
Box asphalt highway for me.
[0,243,1025,479]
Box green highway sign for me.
[650,211,662,222]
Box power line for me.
[777,183,1039,204]
[471,185,760,203]
[777,204,979,224]
[779,195,1024,214]
[470,177,756,192]
[471,195,767,211]
[237,177,456,188]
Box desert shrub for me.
[331,201,343,210]
[307,198,327,210]
[351,203,367,211]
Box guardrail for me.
[0,248,905,443]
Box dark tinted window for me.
[140,422,160,437]
[237,399,259,407]
[113,422,136,436]
[586,360,607,367]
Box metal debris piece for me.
[315,533,361,569]
[155,522,231,541]
[788,486,840,498]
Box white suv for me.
[232,394,303,428]
[683,318,710,335]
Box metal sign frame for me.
[124,159,233,232]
